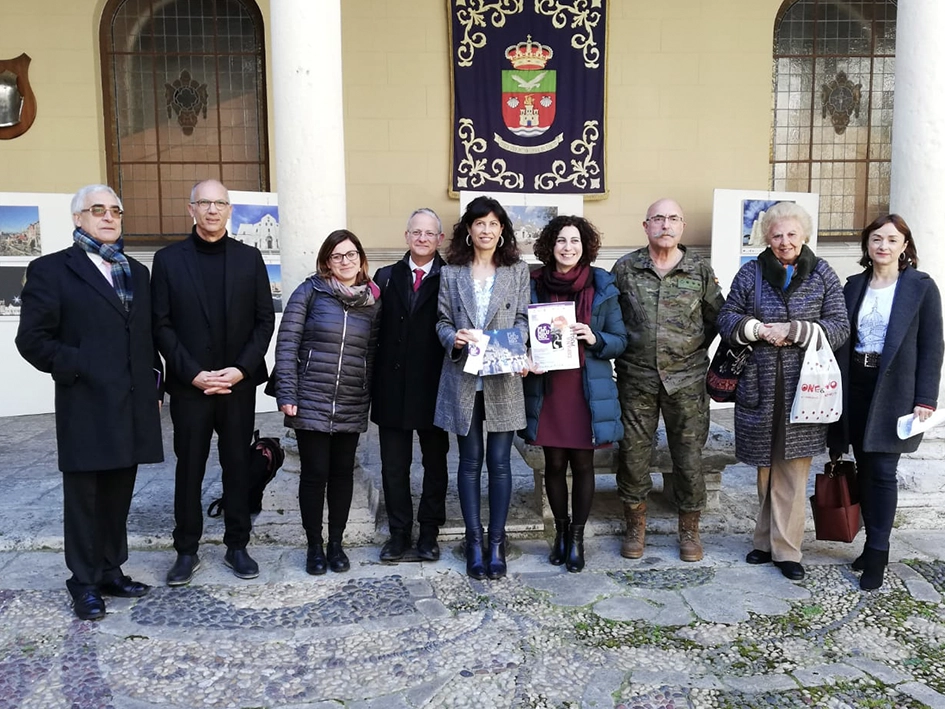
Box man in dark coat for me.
[16,184,164,621]
[151,179,275,586]
[371,208,449,561]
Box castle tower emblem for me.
[501,36,556,138]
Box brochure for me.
[463,330,489,375]
[479,328,529,376]
[896,409,945,440]
[528,301,580,372]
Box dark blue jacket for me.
[522,267,627,446]
[828,266,944,454]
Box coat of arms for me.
[502,36,555,138]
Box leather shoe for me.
[72,590,106,621]
[224,548,260,579]
[774,560,805,581]
[379,533,410,562]
[326,541,350,573]
[745,549,772,565]
[416,532,440,561]
[166,554,201,587]
[100,575,150,598]
[306,544,327,576]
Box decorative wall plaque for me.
[0,54,37,140]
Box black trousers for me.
[379,426,450,537]
[62,466,137,596]
[296,429,360,545]
[169,388,256,554]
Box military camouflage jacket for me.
[611,245,725,395]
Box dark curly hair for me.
[532,215,602,268]
[316,229,370,284]
[445,195,520,267]
[859,214,918,271]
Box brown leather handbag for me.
[810,459,861,543]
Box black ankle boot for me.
[326,541,350,573]
[549,518,569,566]
[487,531,507,579]
[306,543,327,575]
[465,528,486,580]
[859,547,889,591]
[566,524,585,573]
[851,552,865,571]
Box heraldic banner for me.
[449,1,607,196]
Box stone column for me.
[889,0,945,495]
[270,0,347,297]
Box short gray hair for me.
[190,179,230,202]
[406,208,442,234]
[760,202,813,243]
[71,185,121,215]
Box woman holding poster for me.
[828,214,943,591]
[434,196,530,580]
[522,216,627,572]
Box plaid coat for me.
[434,260,529,436]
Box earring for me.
[498,235,505,248]
[899,252,907,262]
[466,234,472,246]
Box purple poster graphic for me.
[450,1,607,195]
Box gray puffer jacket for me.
[273,275,381,433]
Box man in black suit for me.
[151,179,275,585]
[16,184,164,620]
[372,208,449,562]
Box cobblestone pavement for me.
[3,533,945,709]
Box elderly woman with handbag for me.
[717,202,849,581]
[828,214,943,590]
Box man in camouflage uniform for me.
[611,198,724,562]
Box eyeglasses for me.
[647,214,684,225]
[408,230,439,239]
[190,199,231,211]
[329,250,360,264]
[80,205,123,219]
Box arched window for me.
[100,0,269,244]
[771,0,896,239]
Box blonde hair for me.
[760,202,813,244]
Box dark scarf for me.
[73,227,133,311]
[532,263,594,365]
[758,244,818,296]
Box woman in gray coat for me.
[828,214,943,590]
[717,202,849,581]
[274,230,381,576]
[435,196,529,580]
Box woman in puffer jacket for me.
[273,230,381,576]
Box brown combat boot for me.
[621,501,646,559]
[678,510,703,562]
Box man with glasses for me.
[16,184,164,620]
[151,179,275,585]
[371,208,450,562]
[611,198,725,563]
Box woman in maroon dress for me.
[523,216,627,571]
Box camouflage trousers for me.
[616,376,708,511]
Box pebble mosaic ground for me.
[2,539,945,709]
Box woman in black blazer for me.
[829,214,944,590]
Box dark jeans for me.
[296,430,360,545]
[849,362,900,552]
[379,426,449,537]
[456,392,513,538]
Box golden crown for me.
[505,35,553,70]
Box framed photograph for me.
[266,261,282,313]
[459,191,583,254]
[0,263,27,317]
[0,205,41,257]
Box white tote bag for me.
[789,324,843,424]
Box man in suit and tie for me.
[16,184,164,620]
[371,208,450,562]
[151,179,275,585]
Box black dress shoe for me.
[379,533,410,562]
[746,549,773,565]
[774,560,805,580]
[416,533,440,562]
[166,554,201,587]
[72,590,106,621]
[100,575,150,598]
[224,548,260,579]
[306,544,327,575]
[326,541,350,573]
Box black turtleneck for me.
[192,229,227,369]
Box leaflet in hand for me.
[463,330,489,375]
[897,409,945,439]
[528,302,580,372]
[469,328,530,376]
